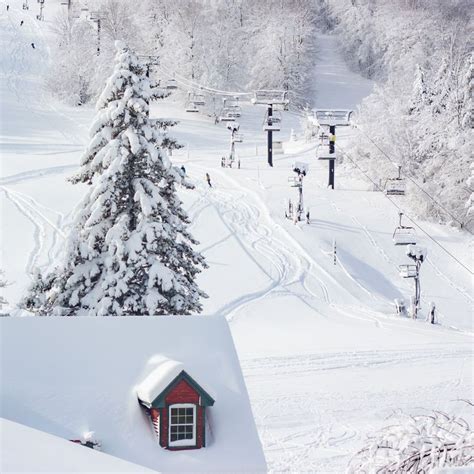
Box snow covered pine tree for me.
[23,41,207,316]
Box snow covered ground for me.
[1,2,472,472]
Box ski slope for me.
[0,3,472,472]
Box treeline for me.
[47,0,318,107]
[320,0,473,230]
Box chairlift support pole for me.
[37,0,45,20]
[90,13,101,56]
[328,125,336,189]
[267,104,273,167]
[253,91,289,168]
[413,260,421,319]
[230,129,236,163]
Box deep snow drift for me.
[0,2,472,472]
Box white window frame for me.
[168,403,196,447]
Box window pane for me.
[169,406,195,444]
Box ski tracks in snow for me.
[1,186,65,277]
[187,167,335,320]
[240,347,472,378]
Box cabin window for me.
[168,404,196,447]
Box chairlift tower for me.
[89,12,102,56]
[37,0,45,20]
[252,90,289,167]
[312,109,352,189]
[399,245,427,319]
[221,122,243,168]
[285,162,308,223]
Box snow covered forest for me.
[47,0,319,105]
[1,0,473,471]
[320,0,474,230]
[46,0,473,230]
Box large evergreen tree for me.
[24,41,207,316]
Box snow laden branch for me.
[22,42,207,316]
[348,409,474,473]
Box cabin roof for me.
[0,315,266,472]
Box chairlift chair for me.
[193,93,205,106]
[219,107,236,122]
[269,111,282,124]
[385,165,406,196]
[393,212,416,245]
[263,123,281,132]
[288,176,300,187]
[399,264,417,279]
[312,109,352,127]
[228,105,241,117]
[166,79,178,90]
[185,102,199,113]
[253,90,289,109]
[319,130,329,145]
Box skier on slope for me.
[20,20,24,26]
[206,173,212,188]
[180,165,186,176]
[7,5,10,11]
[31,43,35,49]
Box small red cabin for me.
[137,361,215,450]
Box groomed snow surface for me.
[1,2,473,472]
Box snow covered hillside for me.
[0,1,472,472]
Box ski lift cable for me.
[336,143,473,276]
[156,63,252,97]
[353,124,471,234]
[155,67,204,94]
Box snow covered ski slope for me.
[0,3,472,472]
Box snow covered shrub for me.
[23,42,207,316]
[348,409,474,473]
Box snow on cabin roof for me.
[136,358,185,405]
[1,418,158,473]
[136,357,215,406]
[0,315,266,473]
